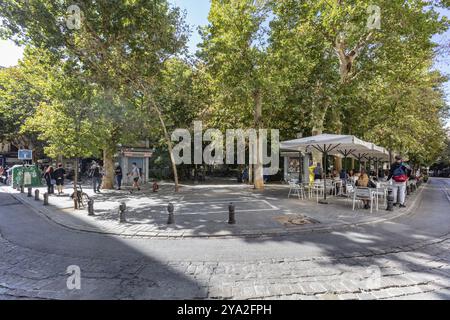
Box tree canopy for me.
[0,0,449,186]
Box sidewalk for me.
[1,181,422,239]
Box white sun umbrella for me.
[280,134,374,202]
[359,144,390,177]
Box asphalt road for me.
[0,178,449,299]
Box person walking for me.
[115,163,123,190]
[89,161,102,193]
[53,163,66,195]
[44,166,55,194]
[387,155,411,208]
[242,167,249,184]
[128,162,141,193]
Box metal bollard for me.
[20,185,24,193]
[228,203,236,224]
[87,199,95,216]
[119,202,127,223]
[27,187,32,197]
[34,189,40,201]
[406,184,411,196]
[386,188,394,211]
[167,203,175,224]
[43,192,49,205]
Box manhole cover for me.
[274,214,320,227]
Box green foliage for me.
[0,47,52,152]
[1,0,449,169]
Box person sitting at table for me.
[331,169,339,179]
[356,169,370,209]
[339,169,349,193]
[339,169,348,180]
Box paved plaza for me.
[2,180,416,238]
[0,178,449,299]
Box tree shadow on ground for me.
[0,191,207,299]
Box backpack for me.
[392,165,407,182]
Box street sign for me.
[18,149,33,160]
[123,151,153,158]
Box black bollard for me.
[228,203,236,224]
[20,185,24,193]
[27,187,32,197]
[34,189,40,201]
[119,202,127,223]
[88,199,95,216]
[43,192,49,205]
[406,184,411,196]
[167,203,175,224]
[386,188,394,211]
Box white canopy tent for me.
[280,134,389,202]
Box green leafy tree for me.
[1,0,188,189]
[0,47,53,159]
[199,0,271,189]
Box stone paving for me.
[0,227,449,300]
[1,181,418,238]
[0,179,448,300]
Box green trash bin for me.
[10,165,42,188]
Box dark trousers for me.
[116,176,122,189]
[93,177,102,192]
[47,183,54,194]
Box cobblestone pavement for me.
[0,178,449,300]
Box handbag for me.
[51,178,56,185]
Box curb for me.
[2,183,426,240]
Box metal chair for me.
[288,180,306,199]
[345,183,356,203]
[352,187,377,213]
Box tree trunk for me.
[154,104,180,192]
[253,89,264,190]
[311,109,328,166]
[331,107,343,172]
[73,158,79,210]
[102,148,115,189]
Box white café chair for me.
[373,182,388,207]
[345,183,356,203]
[288,180,306,199]
[352,187,378,213]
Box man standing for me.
[115,163,123,190]
[53,163,66,195]
[313,163,323,181]
[388,155,411,208]
[89,161,102,193]
[128,162,141,193]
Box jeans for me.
[116,176,122,189]
[392,181,406,205]
[92,177,102,192]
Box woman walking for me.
[44,166,55,194]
